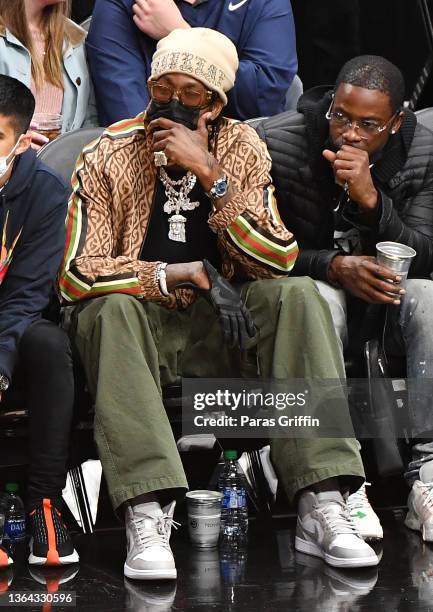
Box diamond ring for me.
[154,151,168,167]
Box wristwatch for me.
[206,174,229,200]
[0,374,9,392]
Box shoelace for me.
[420,481,433,510]
[318,502,360,536]
[347,482,371,512]
[136,513,180,550]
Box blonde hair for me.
[0,0,78,91]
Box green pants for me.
[73,277,364,510]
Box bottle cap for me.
[224,450,238,460]
[5,483,18,493]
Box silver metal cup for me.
[376,241,416,282]
[185,490,222,548]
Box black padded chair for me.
[415,106,433,132]
[37,127,104,191]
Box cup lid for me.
[186,490,222,501]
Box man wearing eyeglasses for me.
[258,55,433,543]
[60,31,379,579]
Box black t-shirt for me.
[139,173,221,270]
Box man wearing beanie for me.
[60,28,377,579]
[86,0,297,124]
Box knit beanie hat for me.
[150,27,239,106]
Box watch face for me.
[214,180,228,196]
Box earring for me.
[391,130,396,134]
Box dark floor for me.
[2,508,433,612]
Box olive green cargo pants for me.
[72,277,364,510]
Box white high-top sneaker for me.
[295,491,379,569]
[347,483,383,541]
[124,501,179,580]
[405,460,433,542]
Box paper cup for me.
[185,490,222,548]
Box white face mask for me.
[0,138,22,179]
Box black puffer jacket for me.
[256,88,433,280]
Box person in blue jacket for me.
[0,76,79,568]
[86,0,298,123]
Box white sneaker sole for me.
[28,549,79,566]
[124,563,177,580]
[295,536,379,568]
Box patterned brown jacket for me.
[59,112,298,308]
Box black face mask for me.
[146,99,201,130]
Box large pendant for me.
[168,214,187,242]
[163,198,200,214]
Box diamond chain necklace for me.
[159,168,200,242]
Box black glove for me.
[200,259,257,350]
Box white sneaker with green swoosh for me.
[295,490,379,568]
[405,460,433,542]
[347,483,383,541]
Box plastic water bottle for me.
[218,450,248,541]
[3,483,25,542]
[220,536,247,585]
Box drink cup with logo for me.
[185,490,222,548]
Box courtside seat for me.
[37,127,104,188]
[415,106,433,132]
